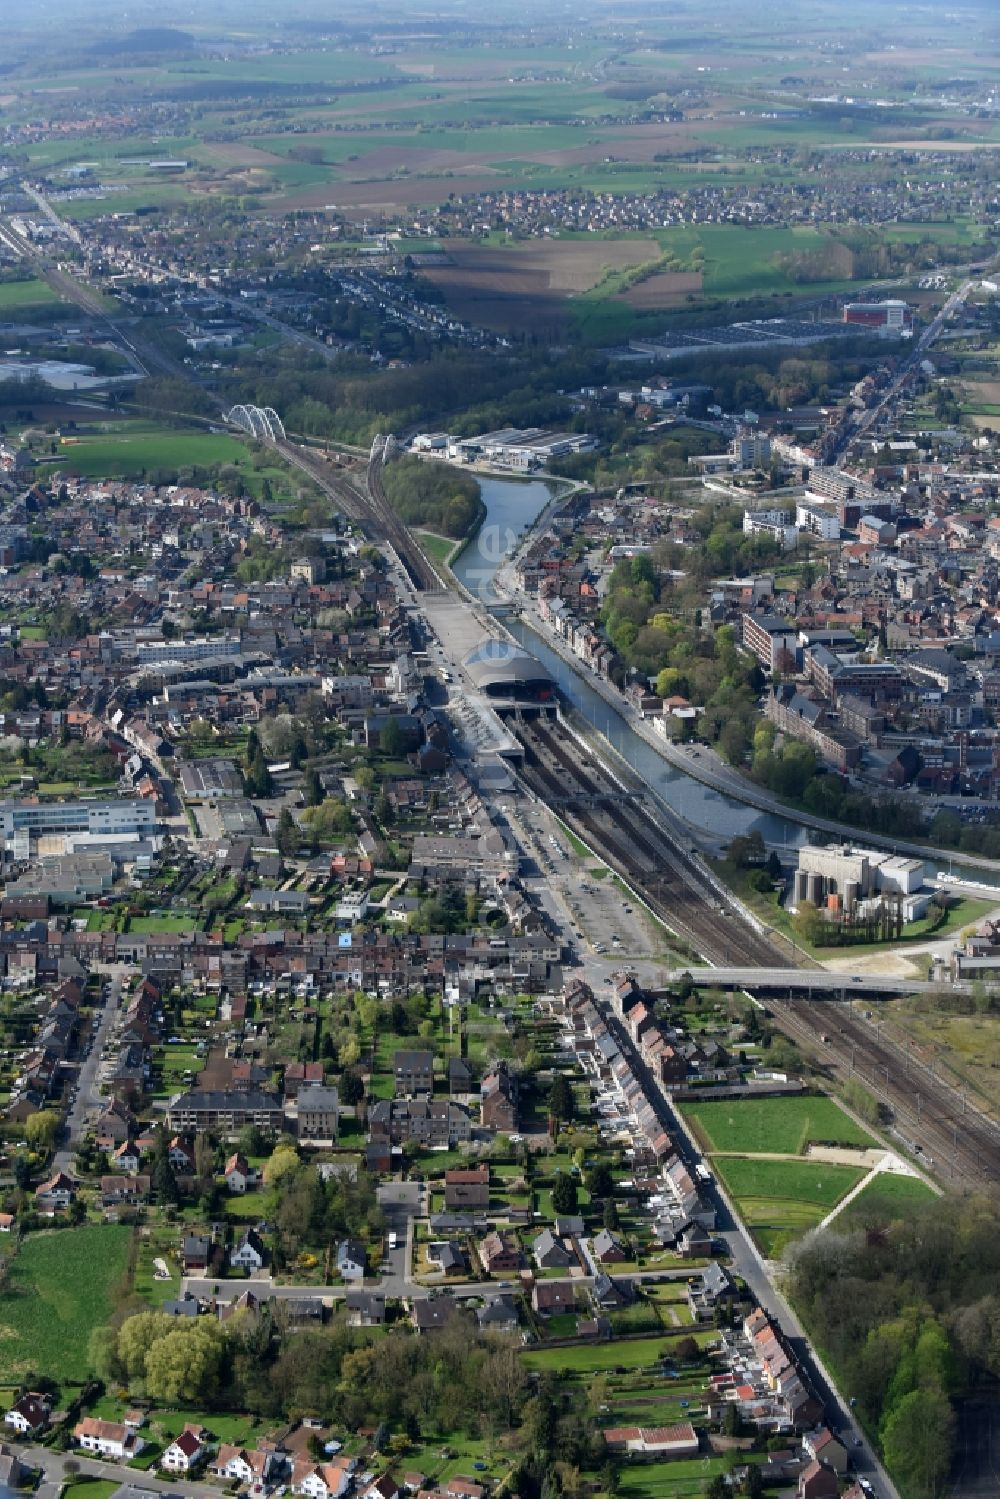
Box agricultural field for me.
[680,1094,876,1155]
[421,238,661,336]
[712,1155,865,1258]
[0,1224,131,1381]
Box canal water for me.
[452,472,810,847]
[451,473,1000,884]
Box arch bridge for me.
[226,404,287,444]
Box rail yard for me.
[509,709,789,968]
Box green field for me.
[680,1094,876,1155]
[712,1156,865,1259]
[54,428,251,479]
[837,1172,937,1227]
[0,1224,131,1381]
[0,278,62,311]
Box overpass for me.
[665,966,959,997]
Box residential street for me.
[53,966,129,1173]
[21,1444,218,1499]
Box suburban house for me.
[74,1418,146,1460]
[0,1445,24,1490]
[532,1281,576,1315]
[291,1459,355,1499]
[444,1164,489,1211]
[346,1289,387,1327]
[5,1393,50,1436]
[480,1062,518,1132]
[101,1174,151,1208]
[337,1238,367,1280]
[479,1230,522,1274]
[34,1171,75,1212]
[477,1295,519,1335]
[230,1228,266,1271]
[797,1461,840,1499]
[211,1446,276,1484]
[591,1228,627,1264]
[394,1049,434,1098]
[533,1228,574,1269]
[803,1429,848,1474]
[161,1427,207,1473]
[224,1152,254,1193]
[182,1233,213,1272]
[168,1137,196,1172]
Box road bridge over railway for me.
[664,966,964,997]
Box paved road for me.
[22,1443,218,1498]
[663,965,962,997]
[53,966,129,1173]
[593,981,900,1499]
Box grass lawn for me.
[54,428,250,479]
[713,1156,864,1259]
[63,1482,121,1499]
[0,1224,131,1381]
[838,1172,937,1227]
[128,915,199,934]
[620,1455,752,1499]
[680,1094,875,1155]
[415,530,460,567]
[523,1330,716,1374]
[0,277,62,310]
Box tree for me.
[379,716,404,757]
[263,1145,301,1188]
[339,1070,364,1107]
[117,1311,176,1380]
[24,1110,60,1150]
[548,1074,574,1123]
[551,1171,578,1215]
[585,1161,613,1198]
[143,1321,226,1403]
[603,1197,620,1232]
[153,1144,179,1206]
[882,1387,955,1498]
[303,767,323,807]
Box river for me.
[451,472,811,848]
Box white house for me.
[73,1418,145,1460]
[291,1460,354,1499]
[337,1238,366,1280]
[211,1446,275,1484]
[34,1171,75,1211]
[230,1228,266,1271]
[5,1393,50,1435]
[161,1427,206,1473]
[224,1151,254,1193]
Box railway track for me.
[513,714,790,968]
[769,997,1000,1187]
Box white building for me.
[795,502,840,540]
